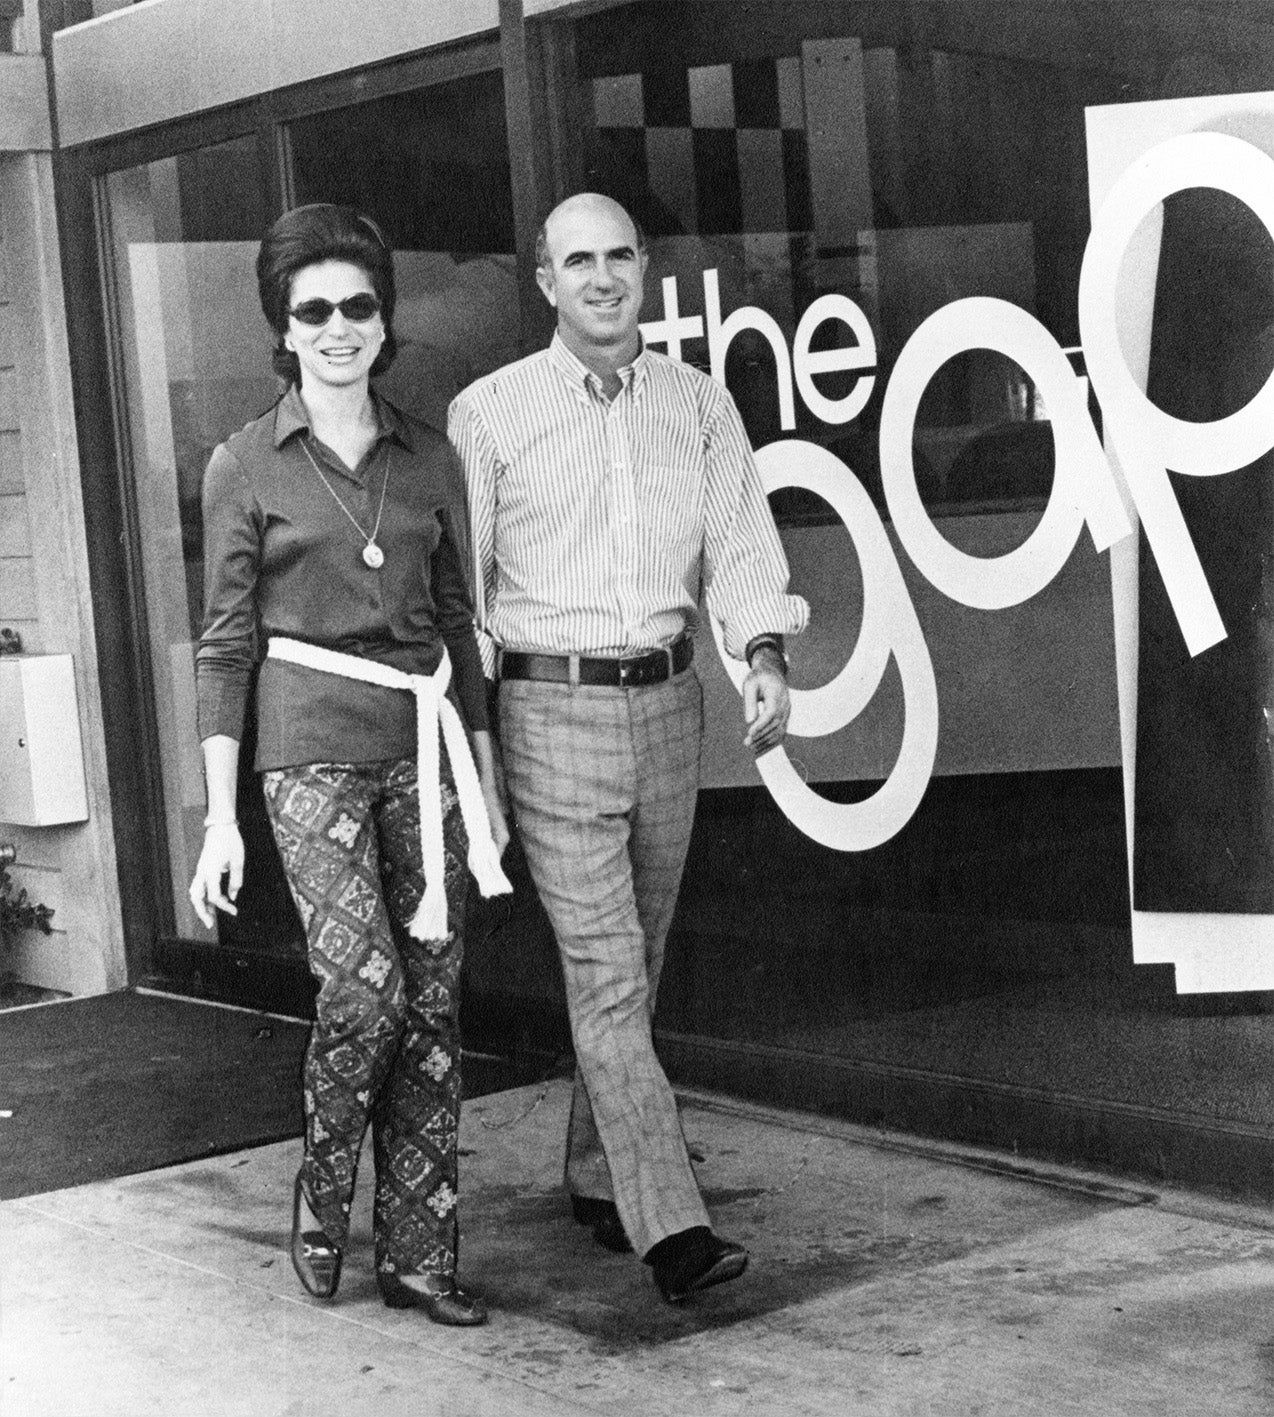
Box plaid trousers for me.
[262,755,469,1280]
[498,667,710,1258]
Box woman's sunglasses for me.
[289,294,382,326]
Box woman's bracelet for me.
[203,814,239,829]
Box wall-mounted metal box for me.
[0,654,89,825]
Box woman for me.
[189,204,509,1326]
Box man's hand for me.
[742,646,790,755]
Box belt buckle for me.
[618,657,635,686]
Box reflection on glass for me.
[287,68,519,429]
[374,252,520,430]
[101,141,276,944]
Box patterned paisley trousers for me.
[262,754,469,1281]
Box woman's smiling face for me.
[284,259,385,392]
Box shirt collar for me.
[272,383,416,452]
[548,330,649,401]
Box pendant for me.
[362,541,384,570]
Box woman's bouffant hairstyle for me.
[256,204,398,384]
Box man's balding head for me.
[534,192,649,365]
[535,194,645,272]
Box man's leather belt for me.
[500,638,693,688]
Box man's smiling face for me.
[536,195,648,360]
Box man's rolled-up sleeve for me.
[701,386,809,658]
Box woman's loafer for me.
[377,1271,489,1326]
[290,1171,342,1300]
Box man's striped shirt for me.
[447,333,808,668]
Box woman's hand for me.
[481,778,511,858]
[190,733,244,928]
[189,824,244,928]
[471,729,510,857]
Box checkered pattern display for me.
[590,57,812,237]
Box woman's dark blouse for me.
[196,385,488,771]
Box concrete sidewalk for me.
[3,1079,1273,1416]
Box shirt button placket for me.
[608,399,641,644]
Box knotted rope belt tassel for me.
[267,637,512,938]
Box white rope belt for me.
[267,637,512,939]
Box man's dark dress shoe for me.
[569,1194,633,1254]
[290,1170,342,1300]
[377,1272,488,1325]
[646,1225,748,1303]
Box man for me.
[448,193,807,1303]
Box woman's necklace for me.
[300,437,391,569]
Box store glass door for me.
[97,62,519,1008]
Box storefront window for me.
[556,0,1274,1185]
